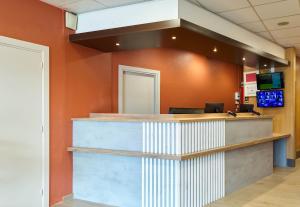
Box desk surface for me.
[68,133,289,160]
[72,113,273,122]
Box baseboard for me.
[51,201,63,207]
[51,194,73,207]
[63,193,74,201]
[287,159,296,167]
[296,150,300,159]
[53,194,114,207]
[70,198,115,207]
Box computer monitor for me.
[168,107,204,114]
[204,103,224,113]
[239,104,254,113]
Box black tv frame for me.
[256,72,284,90]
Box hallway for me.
[208,159,300,207]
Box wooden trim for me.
[68,147,180,160]
[68,133,290,160]
[69,19,288,68]
[180,19,289,67]
[297,150,300,159]
[73,113,273,122]
[181,133,289,160]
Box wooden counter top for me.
[68,133,289,160]
[72,113,273,123]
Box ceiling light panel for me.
[263,14,300,30]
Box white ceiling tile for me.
[249,0,285,6]
[254,0,300,20]
[41,0,151,13]
[264,14,300,30]
[257,31,274,40]
[187,0,200,4]
[240,21,266,32]
[276,36,300,46]
[195,0,250,13]
[41,0,80,7]
[271,27,300,38]
[95,0,144,8]
[219,7,260,24]
[62,0,106,14]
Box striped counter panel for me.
[142,121,225,207]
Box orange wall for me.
[0,0,113,205]
[112,48,242,113]
[1,1,242,205]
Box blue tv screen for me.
[257,90,284,108]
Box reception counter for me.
[69,113,289,207]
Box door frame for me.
[0,36,49,207]
[118,65,160,114]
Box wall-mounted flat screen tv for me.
[256,72,284,90]
[256,90,284,108]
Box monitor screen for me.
[169,107,204,114]
[256,90,284,108]
[204,103,224,113]
[239,104,254,112]
[256,72,284,90]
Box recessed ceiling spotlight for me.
[242,57,246,61]
[264,64,267,67]
[213,47,218,53]
[172,36,177,40]
[277,21,289,26]
[115,42,120,46]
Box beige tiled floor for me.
[55,160,300,207]
[207,159,300,207]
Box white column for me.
[142,120,225,207]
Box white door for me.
[0,37,49,207]
[119,65,160,114]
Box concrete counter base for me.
[71,115,287,207]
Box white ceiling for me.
[193,0,300,56]
[41,0,151,14]
[41,0,300,56]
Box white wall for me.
[76,0,179,33]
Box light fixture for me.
[213,47,218,53]
[172,36,177,40]
[277,21,289,26]
[242,57,246,61]
[264,64,267,67]
[115,42,120,46]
